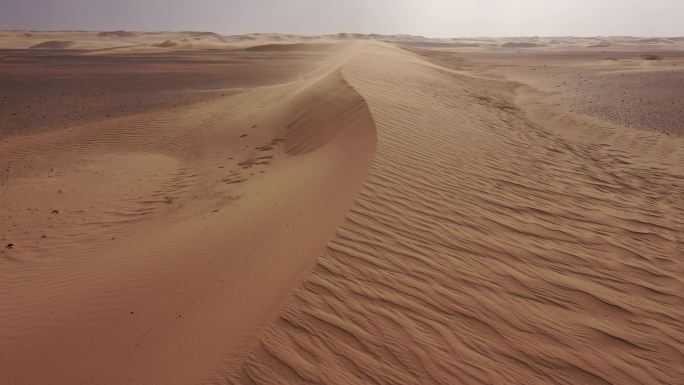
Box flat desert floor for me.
[1,32,683,385]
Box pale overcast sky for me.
[1,0,681,37]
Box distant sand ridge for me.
[1,32,683,385]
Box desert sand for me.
[1,31,683,385]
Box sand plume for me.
[278,73,373,155]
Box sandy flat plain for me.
[1,31,683,385]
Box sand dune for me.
[635,38,675,44]
[1,33,683,385]
[29,40,74,49]
[589,41,614,48]
[181,31,223,38]
[402,41,480,48]
[244,43,335,52]
[1,43,375,385]
[502,41,542,48]
[232,43,684,384]
[97,30,137,38]
[156,39,178,47]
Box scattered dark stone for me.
[41,235,47,239]
[51,209,59,214]
[251,124,257,128]
[130,311,135,315]
[5,243,13,249]
[212,209,219,213]
[240,134,248,138]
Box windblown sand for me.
[1,32,682,385]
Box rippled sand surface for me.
[1,33,682,385]
[235,44,683,385]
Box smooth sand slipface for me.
[1,33,683,385]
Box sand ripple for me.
[233,44,684,385]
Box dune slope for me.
[233,43,684,384]
[0,48,376,385]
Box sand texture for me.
[231,43,684,385]
[1,32,683,385]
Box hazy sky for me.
[1,0,682,37]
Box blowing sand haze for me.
[1,2,683,384]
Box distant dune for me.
[402,41,479,48]
[244,42,334,52]
[97,30,137,38]
[634,37,674,44]
[589,41,614,48]
[29,40,74,49]
[156,39,178,47]
[334,33,372,40]
[501,41,542,48]
[181,31,221,37]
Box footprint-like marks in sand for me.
[220,137,284,185]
